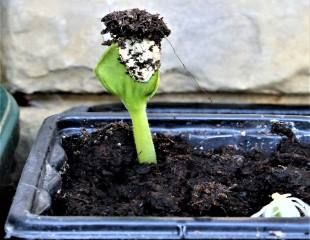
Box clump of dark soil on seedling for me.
[101,8,171,46]
[100,8,170,82]
[51,122,310,217]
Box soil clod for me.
[101,8,171,46]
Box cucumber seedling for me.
[95,9,170,164]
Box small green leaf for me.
[94,44,159,112]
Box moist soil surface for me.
[51,122,310,217]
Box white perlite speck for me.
[119,39,160,82]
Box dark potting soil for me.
[51,122,310,217]
[101,8,171,46]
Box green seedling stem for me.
[95,44,159,164]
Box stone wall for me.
[1,0,309,95]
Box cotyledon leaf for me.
[94,43,159,112]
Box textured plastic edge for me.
[88,103,310,115]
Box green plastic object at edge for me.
[0,87,19,183]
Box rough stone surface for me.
[1,0,310,95]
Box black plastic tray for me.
[5,107,310,239]
[84,102,310,115]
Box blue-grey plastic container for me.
[5,104,310,239]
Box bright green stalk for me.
[94,44,159,164]
[129,105,156,163]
